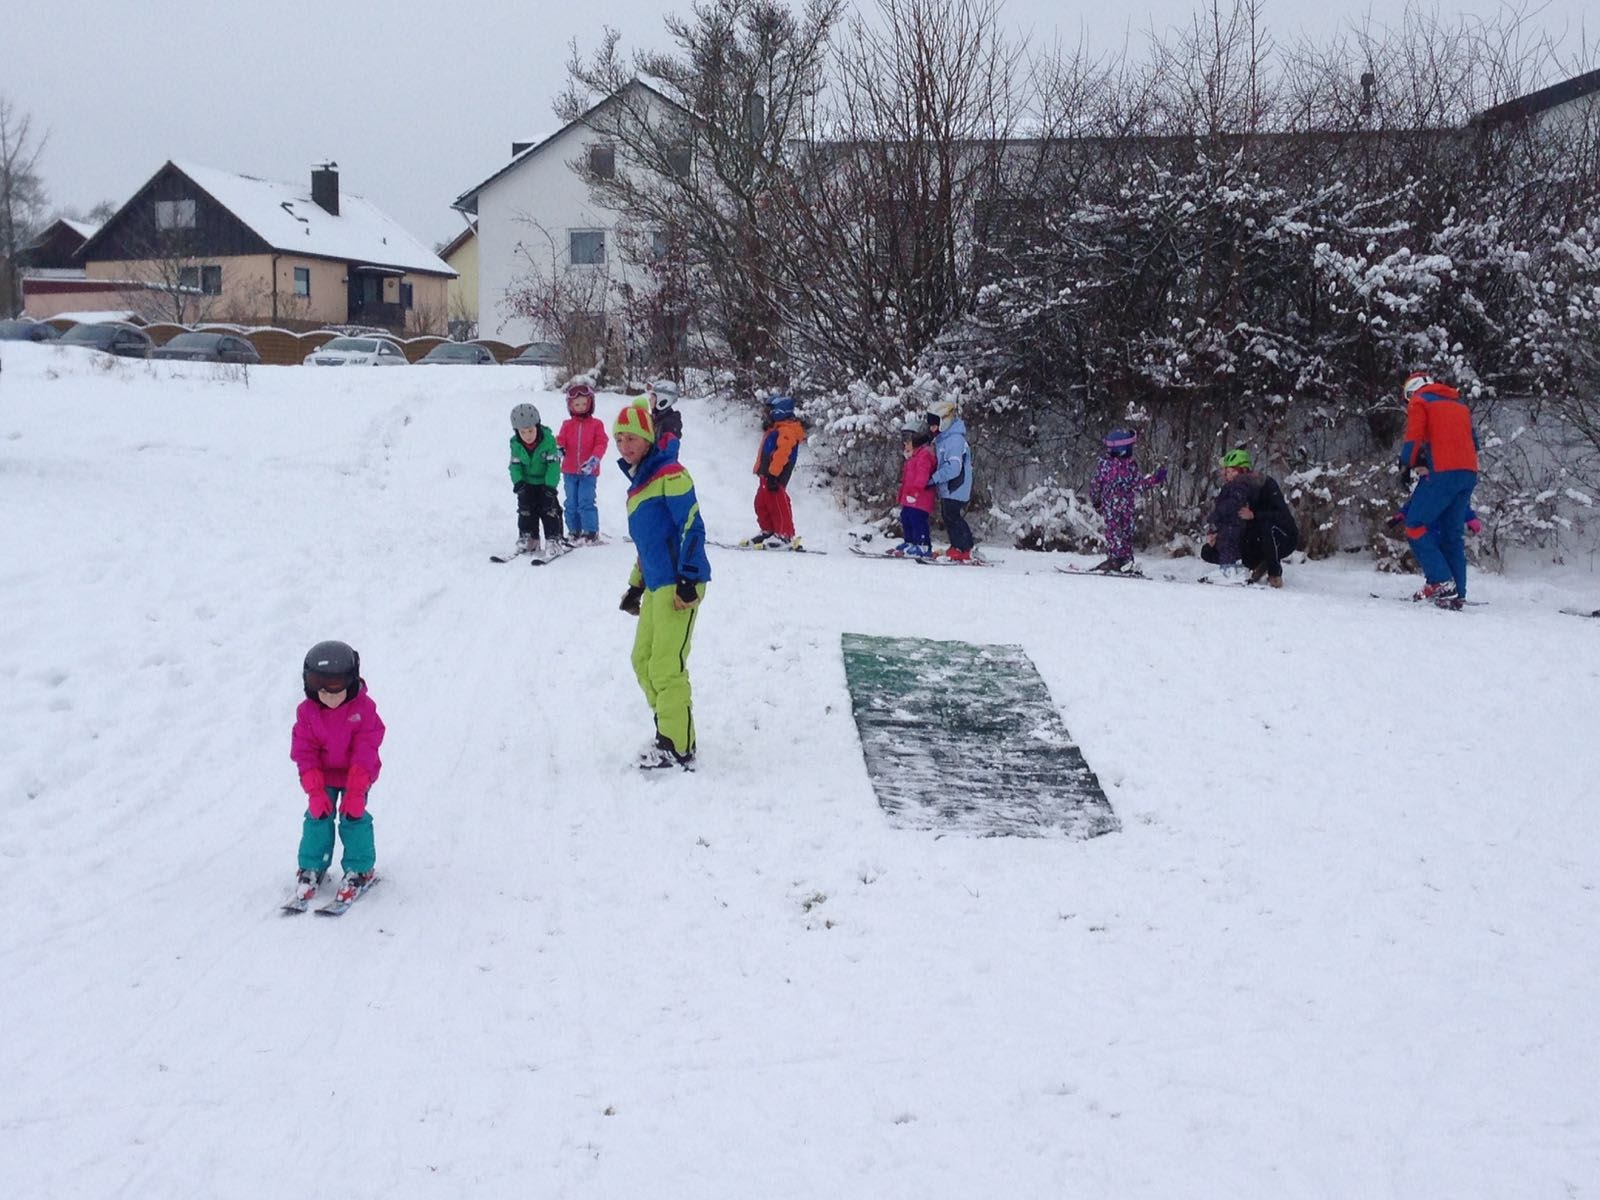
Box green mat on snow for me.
[841,633,1118,839]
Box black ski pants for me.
[939,498,975,553]
[516,483,564,540]
[1201,520,1297,577]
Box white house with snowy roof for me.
[50,161,454,331]
[450,81,687,351]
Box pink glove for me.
[1466,517,1483,535]
[301,770,332,819]
[343,766,372,819]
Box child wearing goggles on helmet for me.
[742,394,807,550]
[1087,428,1168,574]
[555,381,608,543]
[648,379,683,450]
[289,641,386,908]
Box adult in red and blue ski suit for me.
[1398,375,1479,599]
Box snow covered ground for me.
[2,343,1596,1199]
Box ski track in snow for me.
[0,342,1597,1199]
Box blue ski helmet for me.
[1104,429,1138,457]
[767,394,796,419]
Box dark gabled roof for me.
[451,79,690,214]
[1475,66,1600,127]
[79,161,454,276]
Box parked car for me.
[418,342,497,365]
[59,322,154,358]
[303,337,408,366]
[505,341,563,367]
[0,318,63,342]
[151,331,262,364]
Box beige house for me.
[58,161,454,332]
[440,222,478,338]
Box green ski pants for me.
[297,786,376,875]
[631,583,703,754]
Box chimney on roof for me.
[312,162,340,216]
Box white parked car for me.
[304,337,408,366]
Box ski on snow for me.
[281,874,380,917]
[314,875,380,917]
[1369,592,1487,607]
[489,544,577,565]
[709,540,827,554]
[1056,565,1168,581]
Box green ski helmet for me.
[1221,448,1252,470]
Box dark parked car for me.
[59,322,154,358]
[0,318,63,342]
[505,341,563,367]
[418,342,497,365]
[151,331,262,364]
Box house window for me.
[178,265,223,295]
[156,199,197,230]
[400,282,414,310]
[588,144,616,180]
[293,267,310,297]
[650,229,672,259]
[569,230,606,266]
[664,144,693,179]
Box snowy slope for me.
[1,343,1596,1200]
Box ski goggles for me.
[306,672,353,694]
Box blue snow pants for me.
[563,473,599,536]
[1404,469,1477,597]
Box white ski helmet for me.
[510,402,542,428]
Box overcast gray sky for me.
[3,0,1593,250]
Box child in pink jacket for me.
[290,640,385,907]
[889,418,937,558]
[555,381,609,543]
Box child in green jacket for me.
[508,401,565,556]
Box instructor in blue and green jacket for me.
[615,399,711,771]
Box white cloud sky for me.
[2,0,1593,248]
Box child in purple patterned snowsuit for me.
[1087,429,1167,573]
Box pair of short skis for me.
[489,536,609,565]
[281,873,378,917]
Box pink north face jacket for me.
[290,689,385,788]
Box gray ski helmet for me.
[303,639,360,698]
[510,402,541,429]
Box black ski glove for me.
[674,580,701,608]
[620,585,644,616]
[763,474,780,492]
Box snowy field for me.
[1,342,1596,1199]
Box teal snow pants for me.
[297,786,375,875]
